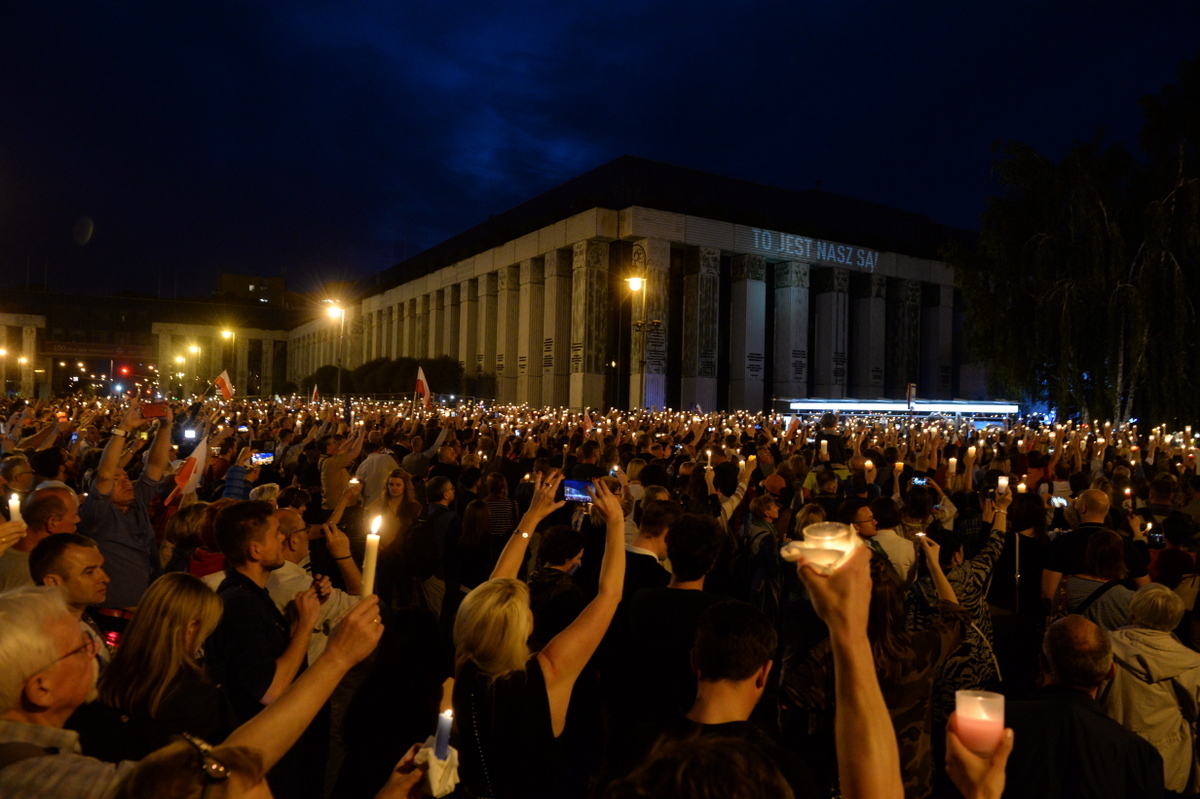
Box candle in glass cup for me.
[1016,483,1027,494]
[955,690,1005,755]
[997,476,1009,494]
[794,522,856,573]
[893,461,904,475]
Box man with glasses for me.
[840,499,900,579]
[0,456,35,519]
[0,585,392,799]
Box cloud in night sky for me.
[1,0,1197,297]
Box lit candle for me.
[948,457,957,475]
[1016,483,1026,493]
[820,440,828,456]
[785,522,858,573]
[435,708,453,760]
[893,461,904,475]
[362,516,381,597]
[967,446,976,459]
[7,494,21,524]
[956,690,1005,755]
[997,476,1009,494]
[864,459,874,471]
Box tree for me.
[947,57,1200,424]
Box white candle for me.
[864,459,874,471]
[997,476,1009,494]
[8,494,20,524]
[893,461,904,475]
[820,440,828,456]
[435,708,453,759]
[967,446,976,459]
[1016,483,1027,493]
[362,516,381,597]
[948,457,957,475]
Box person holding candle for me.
[452,472,625,799]
[784,534,967,798]
[0,489,76,592]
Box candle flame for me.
[371,515,382,534]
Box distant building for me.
[287,156,982,410]
[215,273,288,306]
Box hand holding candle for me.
[7,494,21,524]
[954,690,1005,755]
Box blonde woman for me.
[68,572,236,762]
[453,473,625,799]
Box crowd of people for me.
[1,394,1199,798]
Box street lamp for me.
[327,304,345,396]
[221,330,236,391]
[615,277,644,409]
[188,346,200,396]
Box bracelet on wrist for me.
[334,555,352,561]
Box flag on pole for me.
[583,410,593,434]
[311,383,319,403]
[415,366,432,409]
[214,370,235,401]
[175,437,209,495]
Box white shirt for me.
[355,453,400,507]
[266,559,358,662]
[872,528,919,586]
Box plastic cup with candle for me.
[893,461,904,475]
[997,476,1009,495]
[792,522,857,574]
[1016,483,1027,493]
[362,516,382,597]
[955,690,1005,755]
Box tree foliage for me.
[947,57,1200,423]
[301,355,464,397]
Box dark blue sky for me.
[2,0,1197,297]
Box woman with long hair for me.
[452,473,626,799]
[68,572,235,762]
[785,535,967,799]
[366,468,421,549]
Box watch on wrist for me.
[110,428,129,439]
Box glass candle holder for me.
[786,522,857,573]
[955,690,1005,755]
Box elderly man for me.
[76,403,172,614]
[1004,615,1164,798]
[0,585,387,799]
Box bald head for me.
[1042,615,1114,691]
[1077,489,1111,522]
[273,508,308,562]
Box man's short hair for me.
[277,486,311,510]
[539,525,586,567]
[458,467,482,492]
[1043,615,1113,690]
[315,435,334,453]
[22,491,70,533]
[870,497,902,529]
[28,448,66,480]
[426,476,453,503]
[836,499,869,526]
[0,586,70,714]
[249,483,280,504]
[693,600,777,682]
[606,734,791,799]
[638,499,684,539]
[580,440,601,460]
[0,455,30,482]
[666,514,722,582]
[29,534,99,585]
[214,501,276,566]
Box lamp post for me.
[221,330,236,392]
[189,346,200,396]
[327,305,345,396]
[617,277,644,409]
[17,357,27,397]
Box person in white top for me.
[354,440,400,508]
[866,497,919,586]
[266,509,363,663]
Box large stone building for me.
[287,156,978,411]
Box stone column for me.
[812,267,849,398]
[541,249,572,407]
[773,261,810,400]
[630,238,670,410]
[262,340,275,395]
[477,273,498,392]
[681,246,720,412]
[885,279,921,399]
[570,240,609,409]
[235,336,250,396]
[728,254,767,411]
[495,265,520,403]
[850,274,887,398]
[517,257,544,406]
[430,290,445,359]
[443,284,460,364]
[921,283,954,399]
[459,280,478,376]
[404,299,417,359]
[415,295,430,360]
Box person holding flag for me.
[214,370,235,401]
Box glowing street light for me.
[326,302,346,395]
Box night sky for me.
[2,1,1197,299]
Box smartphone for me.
[237,425,249,433]
[560,479,594,504]
[183,429,197,440]
[1149,531,1165,546]
[1050,496,1068,509]
[141,402,169,419]
[251,452,275,467]
[911,477,928,486]
[70,433,79,445]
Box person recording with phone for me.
[219,447,268,501]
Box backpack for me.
[730,525,775,602]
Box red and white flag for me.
[582,410,593,434]
[415,366,432,409]
[175,436,209,495]
[311,383,319,403]
[214,370,235,401]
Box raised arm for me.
[143,405,176,482]
[490,471,565,581]
[95,404,144,496]
[260,588,320,705]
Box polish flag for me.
[214,370,235,401]
[311,384,319,403]
[415,367,432,409]
[175,437,209,495]
[582,410,593,434]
